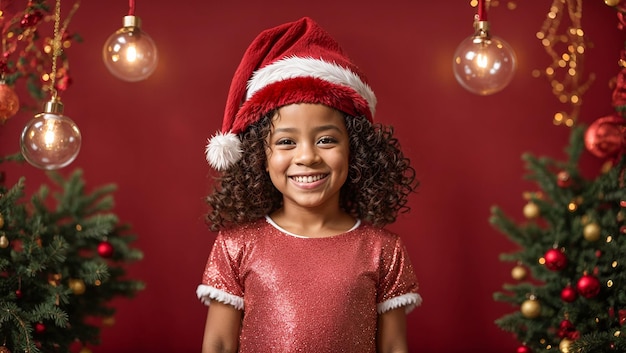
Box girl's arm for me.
[377,307,409,353]
[201,301,242,353]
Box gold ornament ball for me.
[559,338,572,352]
[48,273,62,286]
[0,346,11,353]
[605,0,621,6]
[79,348,93,353]
[583,222,601,242]
[0,235,9,249]
[69,278,86,295]
[520,298,541,318]
[523,202,540,219]
[102,316,115,327]
[0,213,4,228]
[511,265,527,280]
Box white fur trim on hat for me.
[246,56,377,117]
[205,131,242,171]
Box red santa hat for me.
[206,16,377,170]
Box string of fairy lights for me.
[1,0,158,170]
[459,0,593,128]
[532,0,594,128]
[2,0,605,170]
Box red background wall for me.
[0,1,622,352]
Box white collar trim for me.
[264,215,361,239]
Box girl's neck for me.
[269,207,356,238]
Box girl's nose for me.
[294,143,320,166]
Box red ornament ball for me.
[557,171,573,188]
[0,83,19,123]
[561,285,578,302]
[577,274,601,298]
[15,289,22,299]
[619,309,626,326]
[516,345,532,353]
[584,114,625,160]
[558,319,578,339]
[34,322,46,334]
[544,248,567,271]
[97,241,114,258]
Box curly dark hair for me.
[205,113,418,231]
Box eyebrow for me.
[272,124,344,134]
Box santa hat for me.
[205,17,377,170]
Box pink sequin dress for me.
[197,216,421,352]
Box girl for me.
[197,17,421,353]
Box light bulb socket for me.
[472,20,491,42]
[123,15,142,28]
[43,96,64,114]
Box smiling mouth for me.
[291,174,327,183]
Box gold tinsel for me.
[533,0,595,127]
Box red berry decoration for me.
[560,285,577,302]
[20,11,43,28]
[34,322,45,334]
[544,248,567,271]
[556,171,573,188]
[619,309,626,326]
[97,241,114,258]
[558,319,578,339]
[516,345,532,353]
[577,274,601,298]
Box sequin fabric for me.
[198,217,420,353]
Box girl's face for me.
[266,103,349,213]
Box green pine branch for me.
[491,122,626,351]
[0,166,144,352]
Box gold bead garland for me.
[533,0,595,127]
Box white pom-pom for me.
[205,131,242,171]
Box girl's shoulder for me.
[218,218,271,239]
[353,222,402,243]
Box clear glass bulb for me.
[452,21,517,95]
[20,98,81,170]
[103,16,158,82]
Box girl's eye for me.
[275,138,295,146]
[317,136,337,145]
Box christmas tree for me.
[0,2,144,352]
[0,157,144,353]
[491,2,626,352]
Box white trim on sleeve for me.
[196,284,244,310]
[377,293,422,314]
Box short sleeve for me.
[196,232,245,310]
[376,236,422,314]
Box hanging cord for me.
[128,0,136,16]
[476,0,488,21]
[49,0,62,98]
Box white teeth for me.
[292,175,325,183]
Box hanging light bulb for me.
[102,1,158,82]
[452,0,517,95]
[20,95,81,170]
[20,0,81,170]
